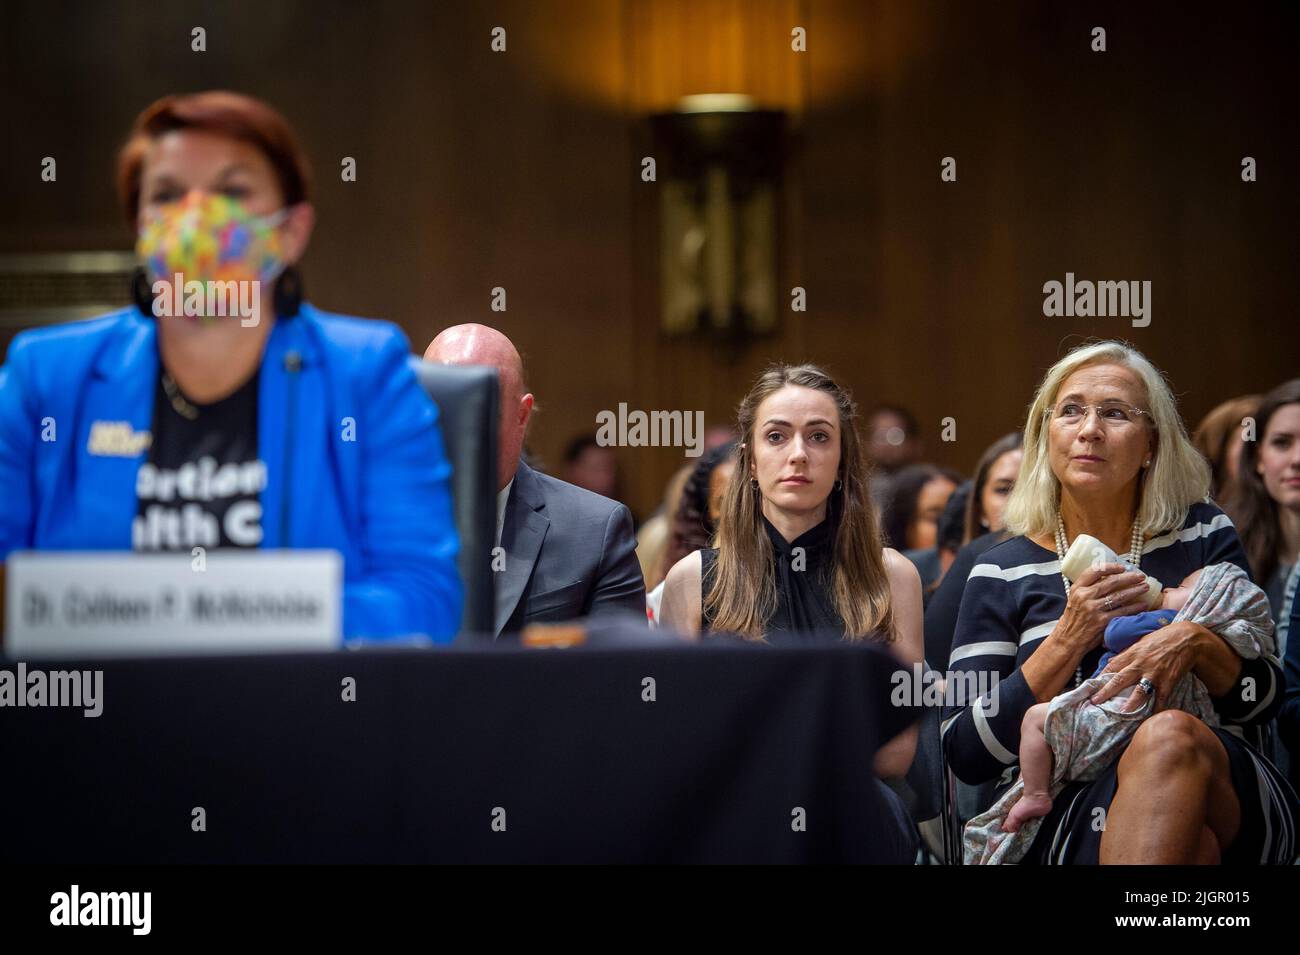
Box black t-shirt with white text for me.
[133,370,267,551]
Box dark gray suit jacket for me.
[494,461,647,637]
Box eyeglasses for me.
[1046,401,1152,428]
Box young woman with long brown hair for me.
[659,363,924,779]
[1226,379,1300,636]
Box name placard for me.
[4,551,342,657]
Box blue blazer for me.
[0,304,462,642]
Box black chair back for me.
[408,357,498,636]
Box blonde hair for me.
[1003,340,1210,540]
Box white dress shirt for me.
[495,478,514,548]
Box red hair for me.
[116,90,312,224]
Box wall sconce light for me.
[651,94,786,342]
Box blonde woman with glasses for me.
[943,340,1297,864]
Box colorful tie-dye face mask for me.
[136,191,288,301]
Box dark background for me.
[2,0,1296,519]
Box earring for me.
[750,478,759,491]
[834,478,843,491]
[274,266,304,317]
[130,266,154,317]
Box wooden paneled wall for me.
[2,0,1295,519]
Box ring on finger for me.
[1105,595,1113,611]
[1137,677,1155,695]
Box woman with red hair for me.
[0,91,462,642]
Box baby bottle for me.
[1058,534,1162,610]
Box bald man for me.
[425,325,645,637]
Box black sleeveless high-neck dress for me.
[700,514,846,639]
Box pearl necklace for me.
[1054,513,1144,688]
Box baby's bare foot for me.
[1004,791,1053,833]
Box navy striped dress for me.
[942,501,1298,864]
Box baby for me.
[1003,568,1202,833]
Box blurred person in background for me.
[646,442,736,624]
[702,424,737,453]
[865,404,923,514]
[904,480,970,602]
[563,434,621,504]
[867,404,923,474]
[880,463,962,553]
[636,462,694,594]
[900,434,1024,635]
[921,432,1023,667]
[636,426,737,594]
[1194,394,1261,503]
[0,91,461,642]
[964,431,1023,543]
